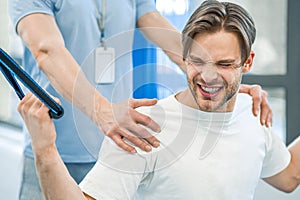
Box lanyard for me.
[93,0,106,47]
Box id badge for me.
[94,47,115,84]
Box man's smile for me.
[197,84,223,99]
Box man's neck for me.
[175,89,199,110]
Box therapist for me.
[9,0,272,199]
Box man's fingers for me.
[49,94,61,105]
[129,98,158,109]
[18,92,36,117]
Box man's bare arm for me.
[35,147,89,199]
[263,137,300,193]
[17,93,93,199]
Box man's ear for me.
[242,51,255,73]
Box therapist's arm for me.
[137,11,273,126]
[16,13,160,153]
[17,93,94,200]
[137,11,186,72]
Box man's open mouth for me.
[198,84,223,98]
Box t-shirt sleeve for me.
[136,0,157,21]
[8,0,55,33]
[260,128,291,178]
[79,137,152,199]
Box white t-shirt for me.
[79,93,291,200]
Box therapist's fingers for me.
[239,84,273,127]
[128,98,161,132]
[265,111,273,128]
[250,87,262,117]
[127,110,160,146]
[107,127,138,153]
[239,84,262,116]
[107,124,156,153]
[129,98,158,108]
[129,123,160,148]
[259,91,273,127]
[261,110,272,128]
[109,134,136,154]
[98,99,161,153]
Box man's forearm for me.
[288,136,300,188]
[34,146,87,200]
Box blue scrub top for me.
[9,0,156,162]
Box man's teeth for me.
[201,86,220,93]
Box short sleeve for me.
[79,137,151,199]
[136,0,157,21]
[8,0,55,33]
[260,128,291,178]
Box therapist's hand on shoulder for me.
[239,84,272,127]
[95,98,161,154]
[17,92,57,154]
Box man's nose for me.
[200,64,218,83]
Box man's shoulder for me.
[232,93,263,129]
[136,95,177,115]
[232,93,253,116]
[236,93,253,107]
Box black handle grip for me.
[49,109,64,119]
[0,48,64,119]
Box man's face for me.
[186,31,246,112]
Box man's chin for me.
[197,98,228,112]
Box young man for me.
[9,1,271,199]
[18,1,296,199]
